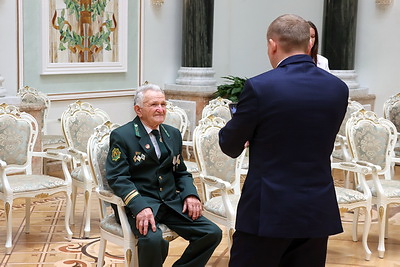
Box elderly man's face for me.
[135,90,167,129]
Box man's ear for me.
[268,38,277,53]
[134,105,142,117]
[307,38,313,55]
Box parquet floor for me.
[2,168,400,266]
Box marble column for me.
[322,0,358,70]
[165,0,216,124]
[182,0,214,68]
[322,0,374,106]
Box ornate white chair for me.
[332,161,374,261]
[61,100,110,237]
[346,109,400,258]
[0,104,73,254]
[17,86,66,151]
[164,100,198,174]
[333,99,364,163]
[193,115,245,247]
[201,97,250,176]
[332,99,364,188]
[201,97,232,122]
[87,121,178,267]
[383,93,400,169]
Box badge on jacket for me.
[111,148,121,161]
[172,154,181,171]
[133,152,146,162]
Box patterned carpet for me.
[0,192,229,266]
[3,171,400,266]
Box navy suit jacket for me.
[219,54,348,238]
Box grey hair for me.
[134,83,164,107]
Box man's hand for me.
[136,208,156,235]
[182,196,203,220]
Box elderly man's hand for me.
[136,207,156,235]
[182,196,203,220]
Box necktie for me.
[151,129,168,161]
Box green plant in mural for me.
[52,0,117,62]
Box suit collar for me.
[277,54,315,68]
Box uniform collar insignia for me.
[160,124,170,138]
[134,123,140,137]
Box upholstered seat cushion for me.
[204,194,240,218]
[332,149,345,160]
[100,214,123,237]
[358,180,400,197]
[71,166,85,182]
[335,186,366,204]
[185,161,199,173]
[0,175,68,192]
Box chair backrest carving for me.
[0,103,38,171]
[62,101,110,156]
[202,97,232,122]
[346,109,397,175]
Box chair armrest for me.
[65,147,88,162]
[199,174,233,191]
[95,188,126,206]
[332,161,375,198]
[32,151,72,162]
[331,161,373,175]
[0,160,12,194]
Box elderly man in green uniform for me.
[106,83,222,267]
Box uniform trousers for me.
[130,204,222,267]
[229,230,328,267]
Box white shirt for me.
[317,54,331,72]
[143,123,162,158]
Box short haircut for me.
[267,14,310,53]
[134,83,164,107]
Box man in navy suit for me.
[219,14,348,267]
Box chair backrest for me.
[0,104,38,173]
[62,100,110,155]
[346,109,397,178]
[164,100,189,138]
[202,97,232,122]
[383,93,400,134]
[17,86,50,134]
[337,99,364,138]
[87,121,120,219]
[193,115,243,200]
[87,121,120,190]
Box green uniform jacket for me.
[106,116,199,221]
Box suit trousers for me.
[229,230,328,267]
[132,204,222,267]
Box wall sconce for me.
[152,0,164,6]
[376,0,393,5]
